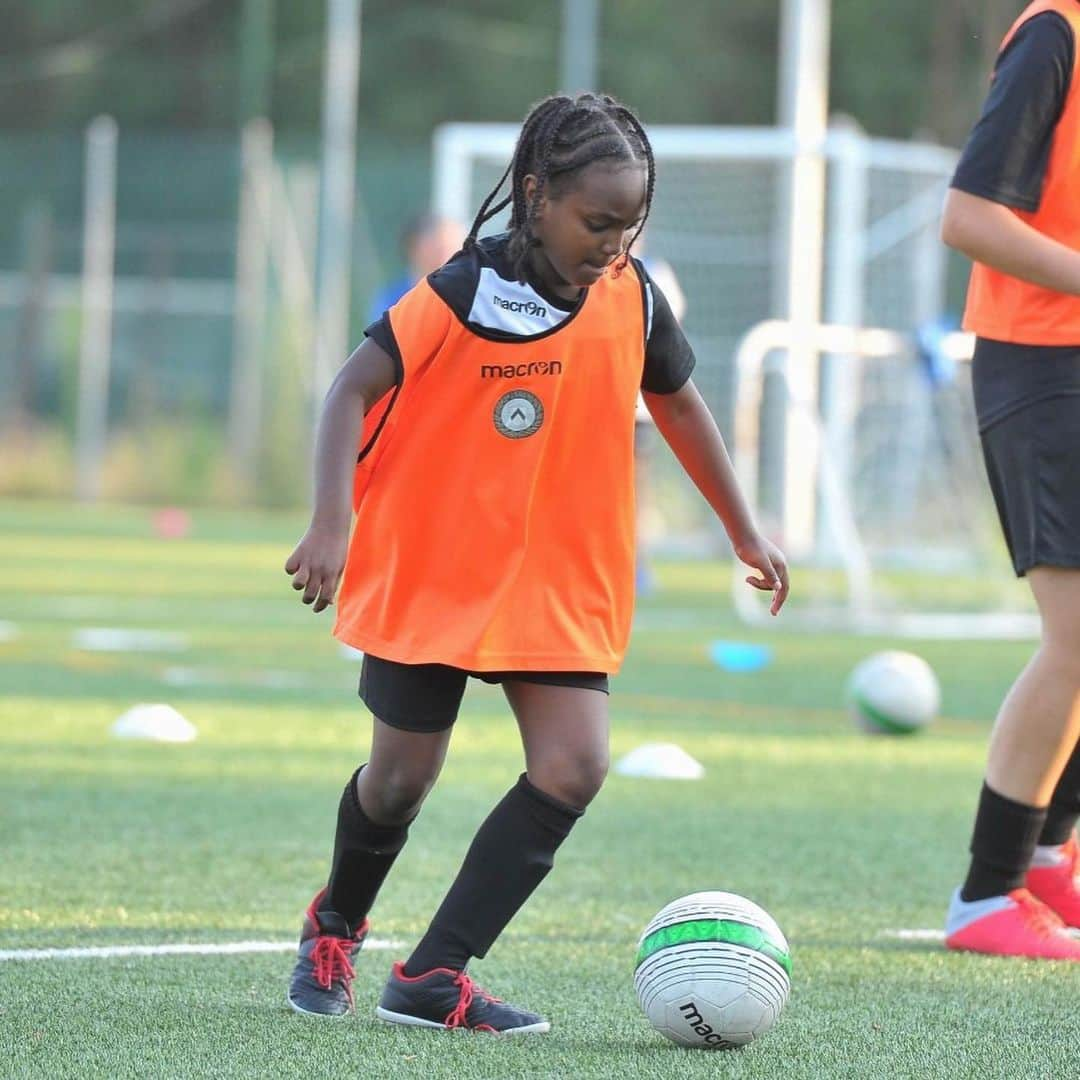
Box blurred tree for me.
[0,0,1035,143]
[0,0,241,128]
[920,0,1026,145]
[602,1,779,126]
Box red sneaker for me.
[1026,835,1080,928]
[945,887,1080,960]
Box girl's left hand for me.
[734,533,789,616]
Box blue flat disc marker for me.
[709,640,772,673]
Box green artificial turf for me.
[1,500,1076,1079]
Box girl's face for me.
[524,160,647,298]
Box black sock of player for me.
[322,766,410,934]
[403,773,583,976]
[960,782,1047,902]
[1039,738,1080,847]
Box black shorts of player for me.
[359,653,610,733]
[980,395,1080,577]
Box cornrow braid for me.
[607,105,656,269]
[465,92,656,283]
[463,96,574,252]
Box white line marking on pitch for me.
[883,926,1080,942]
[0,939,403,962]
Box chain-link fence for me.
[2,120,969,522]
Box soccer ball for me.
[846,650,940,735]
[634,891,790,1050]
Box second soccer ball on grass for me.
[846,650,941,735]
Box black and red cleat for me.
[375,961,550,1034]
[287,890,369,1017]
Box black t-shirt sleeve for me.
[951,12,1074,211]
[425,246,481,324]
[639,265,696,394]
[363,313,404,384]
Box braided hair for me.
[463,93,655,282]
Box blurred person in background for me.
[367,213,464,323]
[940,0,1080,962]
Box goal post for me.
[731,320,1037,639]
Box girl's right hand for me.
[284,523,349,613]
[734,531,789,616]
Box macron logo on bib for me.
[492,294,547,318]
[468,267,569,336]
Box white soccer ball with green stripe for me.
[634,891,790,1050]
[847,650,940,735]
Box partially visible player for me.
[940,0,1080,961]
[283,91,789,1033]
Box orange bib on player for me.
[334,263,647,672]
[963,0,1080,344]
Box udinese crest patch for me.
[493,389,544,439]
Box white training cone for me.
[614,742,705,781]
[111,704,197,744]
[74,627,189,653]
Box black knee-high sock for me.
[323,767,410,934]
[961,782,1047,902]
[1039,737,1080,846]
[403,774,583,975]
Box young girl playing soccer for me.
[283,92,789,1031]
[941,0,1080,961]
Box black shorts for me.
[981,396,1080,576]
[358,653,609,733]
